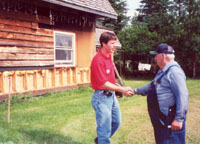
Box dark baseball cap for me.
[150,43,175,55]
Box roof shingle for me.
[42,0,117,19]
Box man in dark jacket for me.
[133,43,188,144]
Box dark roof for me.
[41,0,117,19]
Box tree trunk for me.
[192,53,197,78]
[114,64,124,86]
[123,50,126,76]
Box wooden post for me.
[8,76,11,123]
[80,69,84,83]
[67,69,71,85]
[0,72,5,93]
[59,69,63,86]
[24,71,28,91]
[52,69,55,87]
[12,72,16,92]
[73,68,77,84]
[33,71,38,89]
[86,69,90,82]
[43,70,48,88]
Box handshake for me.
[119,86,135,97]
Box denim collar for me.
[161,60,178,73]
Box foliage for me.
[99,0,200,77]
[134,0,200,77]
[116,23,160,76]
[138,0,174,37]
[0,80,200,143]
[177,0,200,77]
[99,0,130,34]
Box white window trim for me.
[54,31,76,67]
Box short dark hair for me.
[99,32,116,47]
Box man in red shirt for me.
[91,32,133,144]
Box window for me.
[54,31,75,67]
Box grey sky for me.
[126,0,141,17]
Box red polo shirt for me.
[90,50,116,90]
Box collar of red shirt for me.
[99,49,111,59]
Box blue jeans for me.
[153,121,186,144]
[91,90,121,144]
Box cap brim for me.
[149,51,158,55]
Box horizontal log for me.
[0,61,54,67]
[0,23,53,36]
[0,46,54,54]
[0,15,33,28]
[0,66,54,72]
[0,10,51,27]
[0,39,53,48]
[0,31,53,42]
[0,53,54,60]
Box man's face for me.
[104,40,116,54]
[154,53,164,68]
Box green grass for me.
[0,79,200,144]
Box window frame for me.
[54,31,76,67]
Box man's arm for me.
[102,81,134,96]
[170,68,188,130]
[133,82,152,96]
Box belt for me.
[103,90,113,96]
[95,90,113,96]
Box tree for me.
[136,0,200,77]
[168,0,200,77]
[99,0,129,34]
[179,0,200,77]
[137,0,174,38]
[116,24,160,76]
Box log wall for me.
[0,7,95,100]
[0,9,54,67]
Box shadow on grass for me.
[20,129,82,144]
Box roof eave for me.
[41,0,117,19]
[96,44,121,48]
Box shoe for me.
[94,137,98,144]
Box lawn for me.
[0,79,199,144]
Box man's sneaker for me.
[94,137,98,144]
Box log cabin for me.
[0,0,117,100]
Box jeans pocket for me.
[168,127,185,143]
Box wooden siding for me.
[0,3,96,99]
[0,10,54,67]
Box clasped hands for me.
[123,86,135,97]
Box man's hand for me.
[171,120,183,130]
[102,82,134,97]
[123,87,134,97]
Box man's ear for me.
[162,54,166,59]
[102,42,107,47]
[164,54,170,60]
